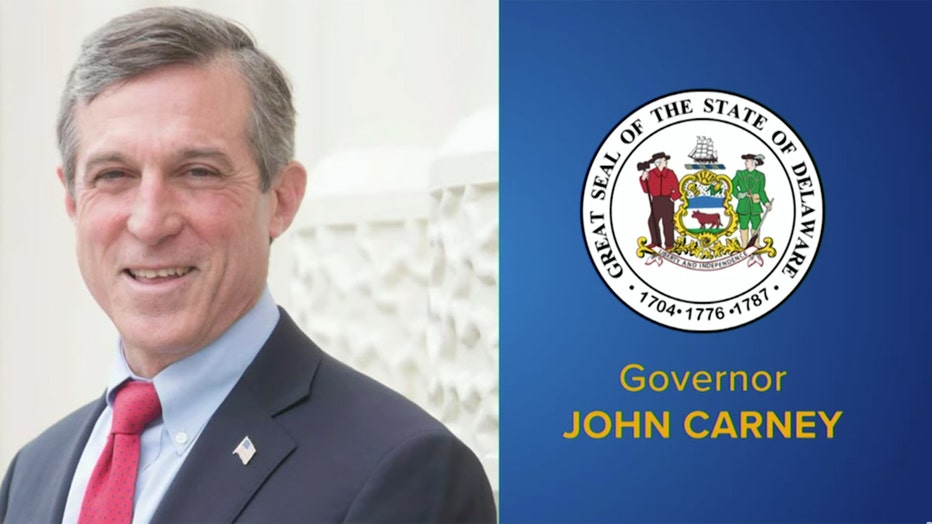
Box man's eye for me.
[188,168,216,178]
[96,170,127,181]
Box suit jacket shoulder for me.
[1,396,105,523]
[153,309,497,523]
[285,350,496,522]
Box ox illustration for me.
[691,210,722,229]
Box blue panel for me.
[501,1,932,522]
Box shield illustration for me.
[674,170,738,245]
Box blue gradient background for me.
[501,1,932,522]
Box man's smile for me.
[124,266,195,282]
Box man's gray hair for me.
[57,6,295,195]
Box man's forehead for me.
[76,60,244,119]
[73,60,252,164]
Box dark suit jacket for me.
[0,309,497,523]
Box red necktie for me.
[78,381,162,524]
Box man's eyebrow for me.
[84,152,130,173]
[176,148,235,170]
[82,148,236,173]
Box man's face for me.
[63,60,298,372]
[745,158,755,170]
[657,157,667,170]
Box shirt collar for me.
[106,286,280,454]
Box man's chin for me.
[115,314,204,356]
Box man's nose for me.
[126,175,183,245]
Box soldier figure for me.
[733,154,772,248]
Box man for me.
[733,153,772,248]
[639,152,681,250]
[0,7,496,523]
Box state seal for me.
[581,90,823,332]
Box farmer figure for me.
[639,152,681,250]
[733,153,772,248]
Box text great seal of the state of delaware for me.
[581,90,823,332]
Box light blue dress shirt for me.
[61,287,280,524]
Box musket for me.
[747,197,775,248]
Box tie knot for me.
[111,381,161,435]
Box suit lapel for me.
[151,309,322,522]
[42,397,107,523]
[149,385,297,522]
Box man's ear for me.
[58,167,77,222]
[268,161,307,240]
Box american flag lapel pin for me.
[233,436,257,465]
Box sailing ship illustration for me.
[688,136,718,164]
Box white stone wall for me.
[0,0,498,498]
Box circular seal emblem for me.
[581,90,823,332]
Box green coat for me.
[732,169,769,215]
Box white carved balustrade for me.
[289,110,499,496]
